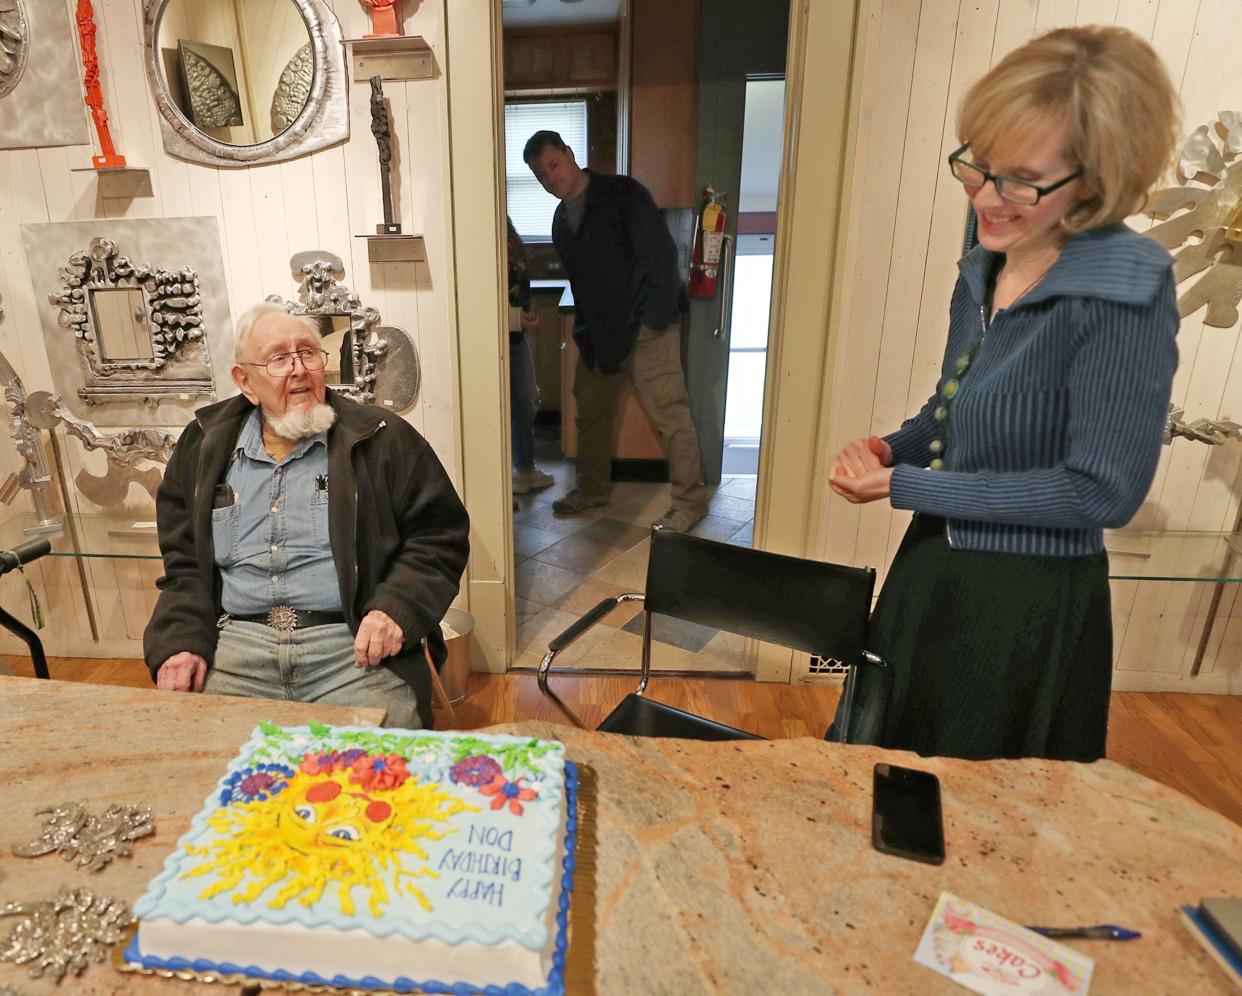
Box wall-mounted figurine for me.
[360,0,401,38]
[75,0,125,168]
[370,75,400,236]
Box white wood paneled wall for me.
[0,0,461,660]
[813,0,1242,692]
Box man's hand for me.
[355,610,404,668]
[519,310,539,331]
[156,652,208,692]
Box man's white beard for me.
[266,403,336,441]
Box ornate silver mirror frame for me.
[142,0,348,168]
[268,250,420,410]
[0,0,30,98]
[49,237,215,406]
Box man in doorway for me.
[523,129,709,532]
[144,304,469,728]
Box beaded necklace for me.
[928,262,1049,471]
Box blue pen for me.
[1027,924,1142,940]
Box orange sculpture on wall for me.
[360,0,402,39]
[75,0,125,168]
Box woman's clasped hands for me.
[828,435,893,504]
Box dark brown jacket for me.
[142,390,469,727]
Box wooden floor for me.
[6,656,1241,828]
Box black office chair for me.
[536,528,888,742]
[0,538,54,679]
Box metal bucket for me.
[437,607,475,706]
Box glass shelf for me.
[0,512,162,561]
[1105,529,1242,583]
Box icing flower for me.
[350,753,410,791]
[299,749,367,775]
[219,764,294,805]
[479,774,537,815]
[450,755,503,788]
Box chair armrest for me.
[550,596,623,651]
[537,593,644,729]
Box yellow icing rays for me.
[182,769,477,918]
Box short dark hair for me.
[523,130,568,165]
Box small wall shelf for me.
[343,36,435,82]
[355,233,426,264]
[70,166,153,199]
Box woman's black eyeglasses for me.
[947,143,1083,206]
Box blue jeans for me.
[510,333,538,471]
[203,620,421,728]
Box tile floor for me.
[512,425,756,675]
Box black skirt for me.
[871,514,1112,761]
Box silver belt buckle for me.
[266,605,299,632]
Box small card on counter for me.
[914,892,1094,995]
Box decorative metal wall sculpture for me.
[370,75,401,235]
[271,42,312,135]
[1165,405,1242,447]
[268,250,420,411]
[0,295,61,534]
[48,237,213,405]
[177,40,243,129]
[0,0,91,149]
[0,0,30,98]
[21,216,233,428]
[144,0,348,167]
[23,389,173,507]
[1146,113,1242,329]
[75,0,125,168]
[360,0,401,38]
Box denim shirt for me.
[213,409,341,614]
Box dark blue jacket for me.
[886,223,1179,556]
[552,170,681,373]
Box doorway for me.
[497,0,791,677]
[722,77,785,476]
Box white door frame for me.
[445,0,869,678]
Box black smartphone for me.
[871,762,945,865]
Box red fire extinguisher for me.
[689,187,727,298]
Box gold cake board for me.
[111,764,598,995]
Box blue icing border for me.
[125,762,580,996]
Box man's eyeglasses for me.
[240,347,329,377]
[947,143,1083,206]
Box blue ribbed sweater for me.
[885,223,1179,557]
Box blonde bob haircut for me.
[958,25,1178,234]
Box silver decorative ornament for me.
[11,802,154,872]
[1219,110,1242,156]
[1180,125,1225,180]
[0,888,133,982]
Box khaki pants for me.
[573,325,707,512]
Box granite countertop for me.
[2,680,1239,994]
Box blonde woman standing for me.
[829,27,1180,761]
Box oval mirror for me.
[143,0,348,167]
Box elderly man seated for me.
[143,303,469,728]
